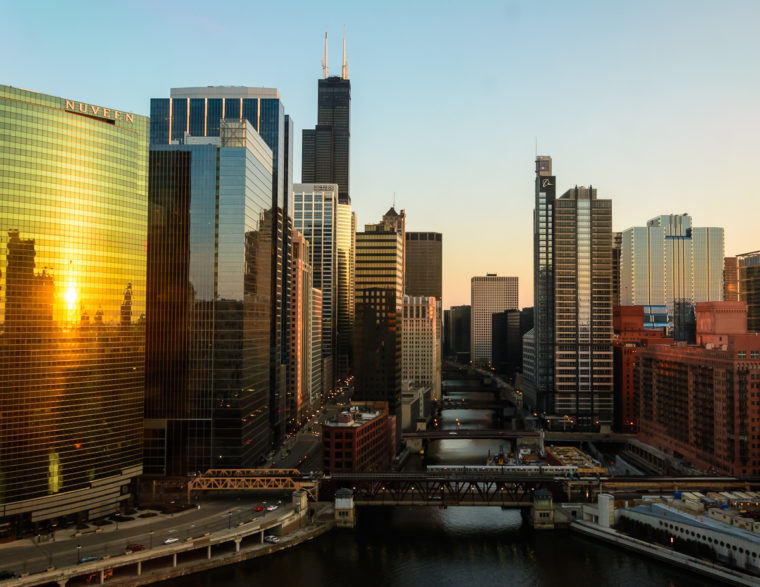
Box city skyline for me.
[4,1,758,308]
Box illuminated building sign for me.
[65,100,134,123]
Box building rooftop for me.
[324,405,383,428]
[630,502,760,546]
[170,86,281,99]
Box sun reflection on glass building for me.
[0,85,148,537]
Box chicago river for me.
[161,381,718,587]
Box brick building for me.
[637,302,760,476]
[322,402,394,473]
[613,306,670,433]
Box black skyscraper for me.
[302,37,351,204]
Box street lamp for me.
[76,544,81,564]
[149,530,154,550]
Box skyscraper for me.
[354,219,404,443]
[734,251,760,331]
[638,302,760,476]
[145,120,273,473]
[533,156,556,412]
[470,275,518,365]
[292,183,338,391]
[405,232,442,299]
[620,214,725,334]
[302,34,351,204]
[289,231,313,428]
[381,207,406,284]
[724,256,739,301]
[554,186,613,429]
[445,305,471,362]
[311,288,324,410]
[612,232,621,310]
[405,232,443,399]
[0,86,148,535]
[335,202,356,377]
[491,310,522,382]
[150,86,294,448]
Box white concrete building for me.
[402,295,441,401]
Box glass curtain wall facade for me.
[737,251,760,332]
[554,186,613,429]
[620,225,666,308]
[621,214,724,335]
[692,227,725,303]
[405,232,443,299]
[335,203,355,377]
[150,86,294,455]
[302,77,351,204]
[145,120,273,473]
[0,85,148,534]
[293,183,338,388]
[533,156,556,412]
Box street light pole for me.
[149,530,154,550]
[76,544,81,564]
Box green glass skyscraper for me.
[0,85,148,536]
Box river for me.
[160,380,718,586]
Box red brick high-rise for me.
[613,306,670,432]
[637,302,760,476]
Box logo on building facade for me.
[65,100,134,123]
[541,178,553,188]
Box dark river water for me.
[161,381,719,586]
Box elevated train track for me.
[187,468,760,506]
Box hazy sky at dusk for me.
[3,0,758,308]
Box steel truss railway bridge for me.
[187,469,760,507]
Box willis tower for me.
[302,32,351,204]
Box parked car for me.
[264,535,280,544]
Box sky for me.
[3,0,759,309]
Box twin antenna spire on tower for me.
[322,29,349,80]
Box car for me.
[264,535,280,543]
[126,544,144,552]
[78,555,99,564]
[163,537,178,544]
[266,505,278,511]
[254,505,264,512]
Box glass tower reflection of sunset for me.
[0,85,148,533]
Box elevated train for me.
[426,464,580,476]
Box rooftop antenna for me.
[322,32,328,78]
[535,136,538,157]
[393,191,396,209]
[342,26,348,79]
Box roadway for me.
[0,495,290,578]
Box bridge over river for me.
[187,469,760,508]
